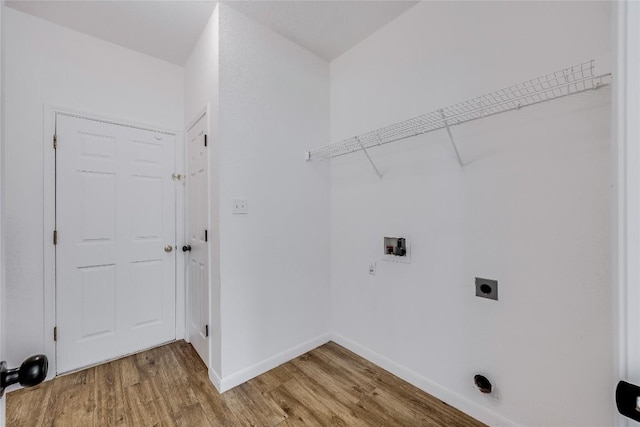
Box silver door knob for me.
[164,245,173,253]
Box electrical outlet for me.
[369,262,377,275]
[232,198,248,214]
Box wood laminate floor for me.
[7,340,486,427]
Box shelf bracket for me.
[439,110,465,170]
[357,138,383,179]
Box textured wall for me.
[218,3,331,382]
[330,2,613,425]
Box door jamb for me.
[43,104,185,378]
[615,2,640,426]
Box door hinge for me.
[205,325,209,337]
[53,230,58,245]
[53,327,57,342]
[53,134,57,150]
[204,134,208,147]
[205,229,208,242]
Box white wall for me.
[4,7,183,368]
[217,4,331,387]
[330,2,613,426]
[184,4,222,378]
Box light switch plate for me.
[232,199,248,214]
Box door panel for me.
[186,114,209,367]
[79,264,116,338]
[80,172,116,241]
[132,260,164,327]
[56,114,176,373]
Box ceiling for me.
[5,1,217,65]
[5,0,419,65]
[225,1,418,61]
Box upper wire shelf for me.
[306,60,611,162]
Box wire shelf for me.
[306,60,611,162]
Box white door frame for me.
[43,105,186,378]
[0,2,5,422]
[616,1,640,426]
[185,104,212,369]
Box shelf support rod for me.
[357,138,383,178]
[439,110,465,170]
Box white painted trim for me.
[187,106,208,133]
[174,116,186,342]
[614,1,626,425]
[0,2,5,423]
[47,105,176,135]
[42,104,184,378]
[330,333,519,427]
[204,102,213,372]
[42,105,57,381]
[615,2,640,426]
[209,367,222,393]
[218,333,331,392]
[204,102,217,374]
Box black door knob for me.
[182,245,192,252]
[617,380,640,422]
[0,354,48,397]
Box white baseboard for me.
[209,367,222,393]
[218,333,331,392]
[330,332,519,427]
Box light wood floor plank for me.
[291,353,368,405]
[94,361,127,426]
[186,370,237,426]
[224,381,288,426]
[7,340,485,427]
[269,378,335,426]
[249,363,296,394]
[174,403,213,427]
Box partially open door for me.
[185,112,210,367]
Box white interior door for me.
[186,114,209,367]
[56,114,176,373]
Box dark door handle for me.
[617,380,640,422]
[0,354,48,398]
[182,245,192,252]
